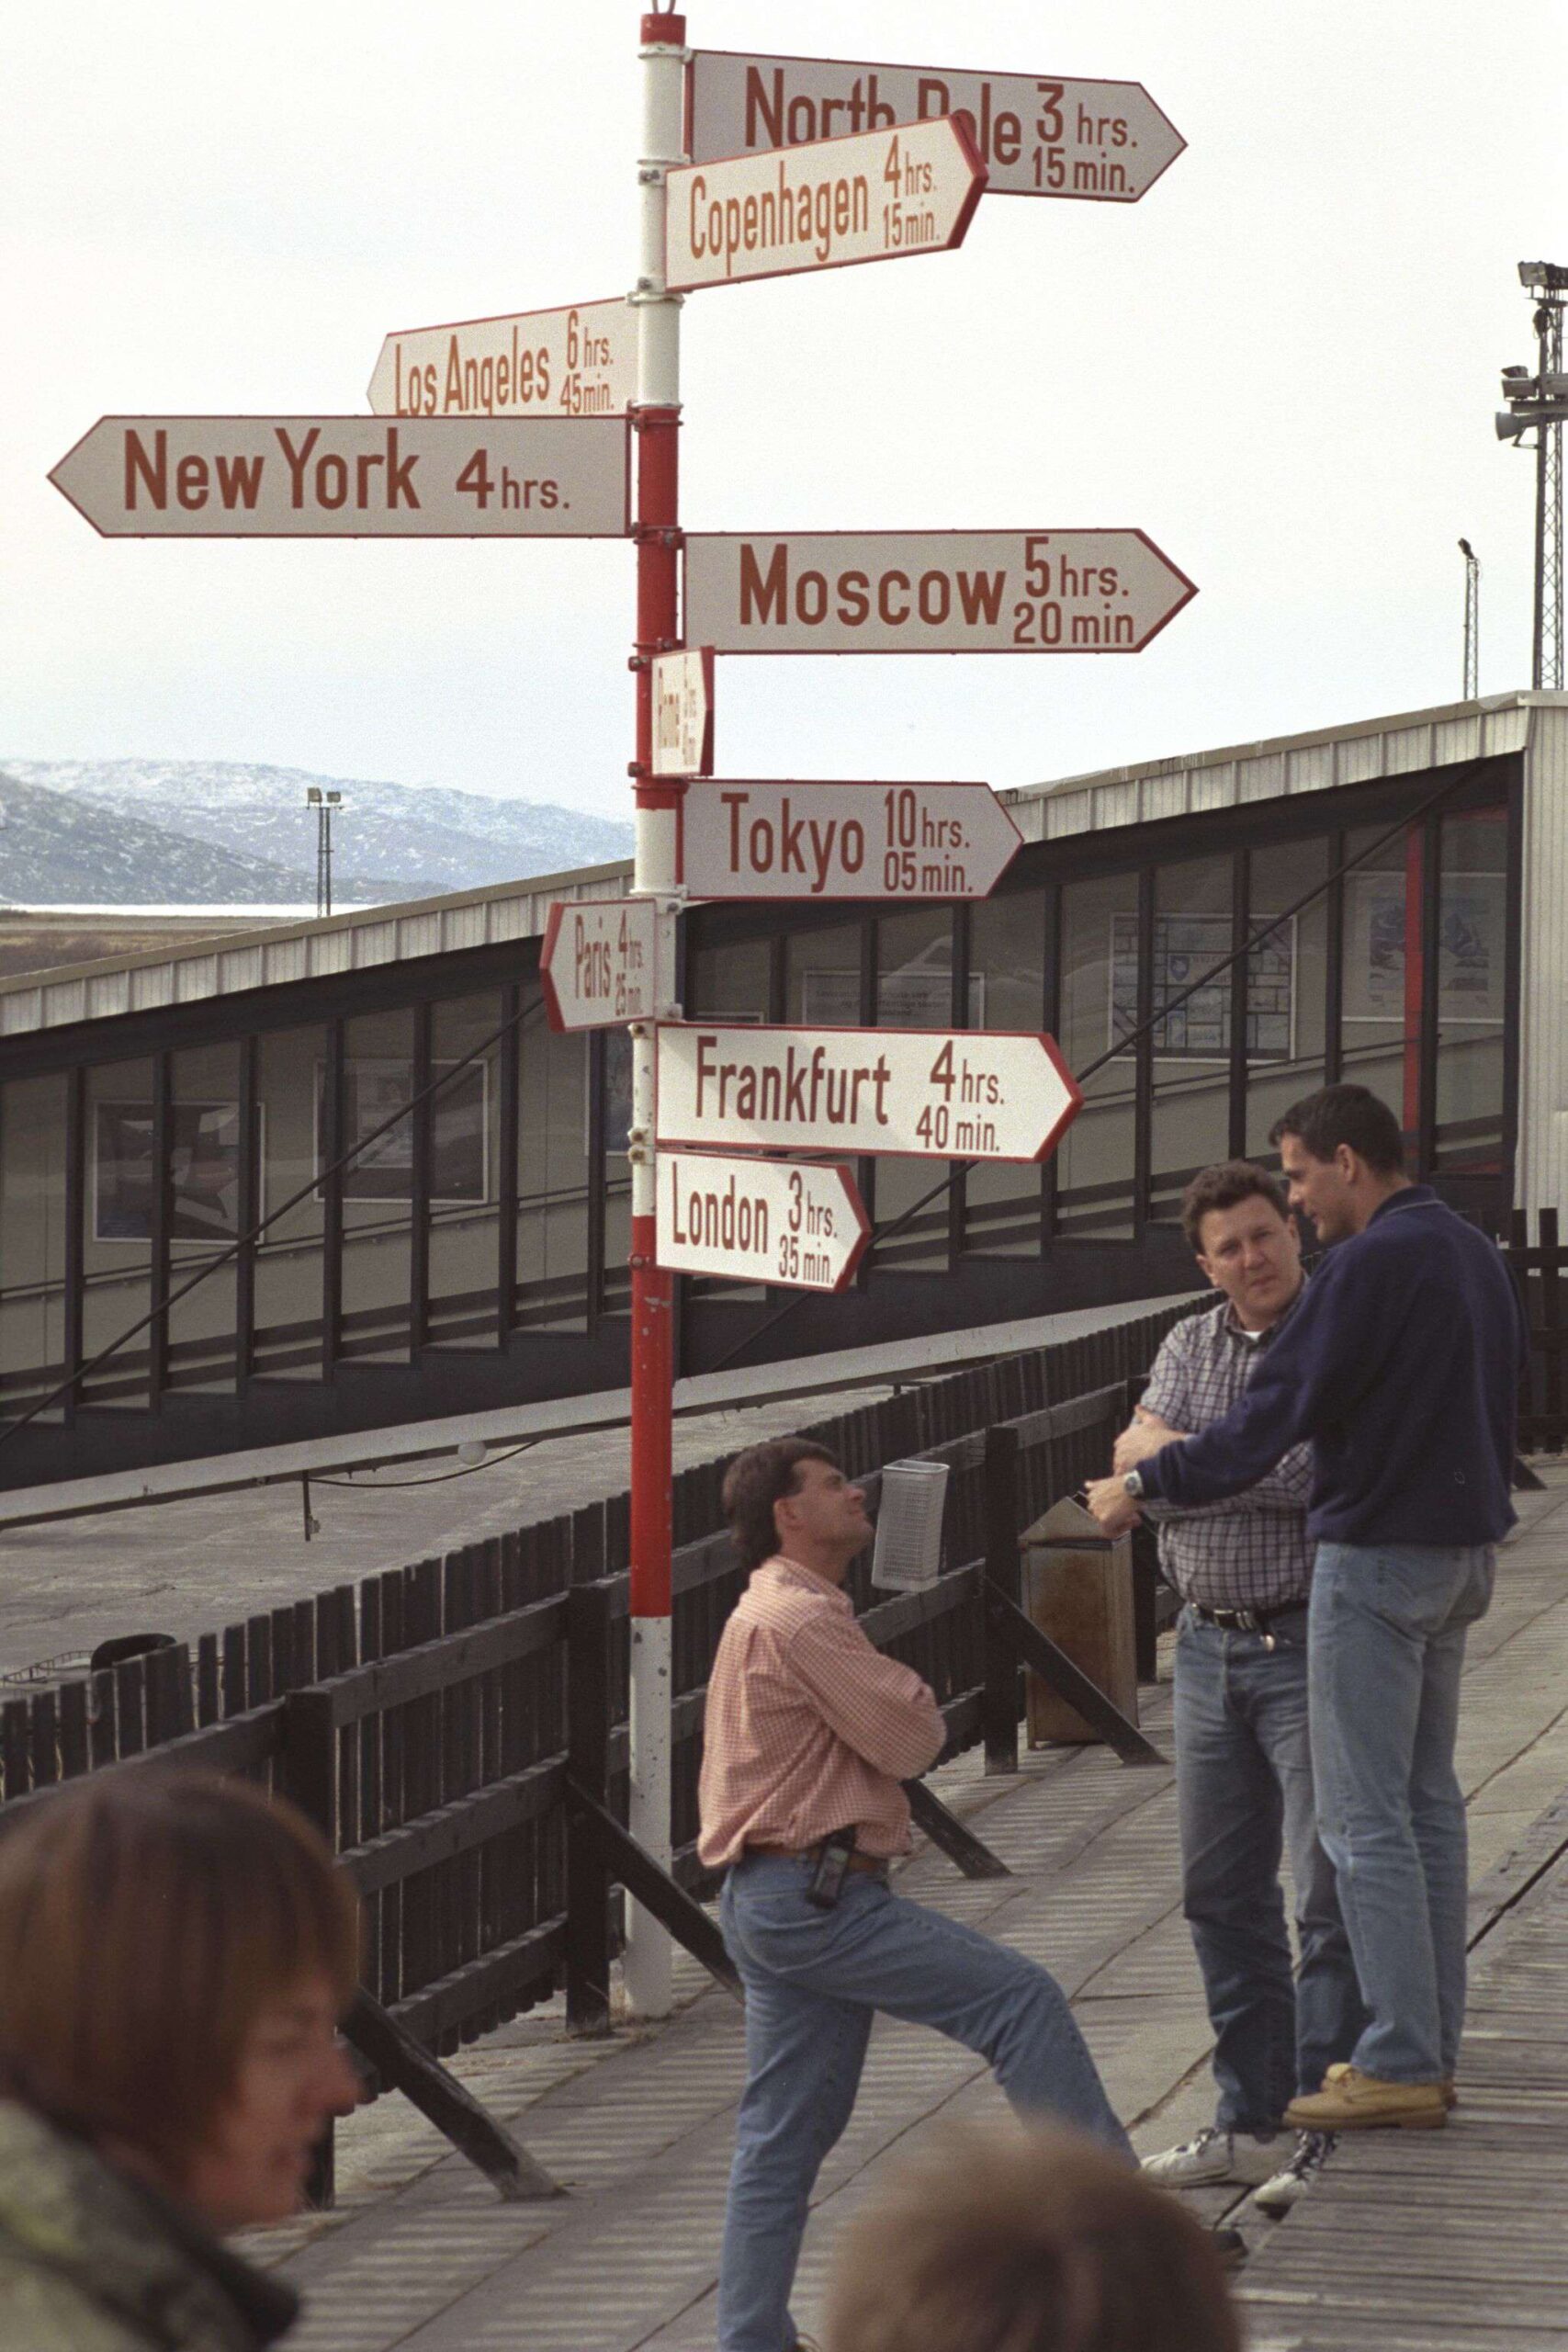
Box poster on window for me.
[94,1102,254,1244]
[801,970,985,1027]
[1108,914,1294,1059]
[1343,872,1506,1025]
[315,1059,488,1203]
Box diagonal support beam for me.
[567,1778,743,2001]
[904,1775,1013,1879]
[984,1586,1166,1768]
[344,1988,561,2202]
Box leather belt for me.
[747,1840,888,1876]
[1190,1600,1308,1634]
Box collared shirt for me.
[1139,1287,1314,1611]
[697,1554,947,1869]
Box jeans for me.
[716,1852,1130,2352]
[1174,1604,1366,2132]
[1309,1540,1495,2084]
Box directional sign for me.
[652,647,715,778]
[682,780,1021,900]
[684,531,1196,655]
[656,1023,1081,1163]
[541,899,661,1032]
[367,297,637,420]
[49,418,629,538]
[665,113,986,294]
[657,1149,870,1291]
[689,50,1185,204]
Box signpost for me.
[665,113,987,293]
[540,898,662,1032]
[682,779,1021,900]
[49,416,630,538]
[656,1149,869,1290]
[651,646,715,777]
[685,529,1196,653]
[367,296,637,419]
[657,1023,1081,1162]
[688,50,1186,205]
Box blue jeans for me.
[716,1852,1130,2352]
[1309,1540,1495,2084]
[1174,1605,1366,2132]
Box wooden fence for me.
[1510,1208,1568,1453]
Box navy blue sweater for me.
[1139,1188,1526,1546]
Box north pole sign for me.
[656,1023,1081,1162]
[367,297,637,420]
[682,780,1021,899]
[665,114,986,293]
[652,646,715,777]
[688,50,1185,204]
[684,531,1196,653]
[49,417,630,537]
[657,1149,869,1290]
[540,899,661,1031]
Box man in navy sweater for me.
[1088,1085,1526,2132]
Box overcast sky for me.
[4,1,1564,815]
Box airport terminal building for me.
[2,690,1562,1493]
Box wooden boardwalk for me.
[242,1471,1568,2351]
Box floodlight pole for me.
[624,5,687,2019]
[1460,540,1480,700]
[1530,291,1564,691]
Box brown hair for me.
[722,1438,840,1573]
[1179,1159,1290,1254]
[822,2124,1241,2352]
[1270,1081,1405,1175]
[0,1768,360,2179]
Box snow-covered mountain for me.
[0,761,635,907]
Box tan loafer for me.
[1287,2066,1447,2131]
[1323,2060,1457,2109]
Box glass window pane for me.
[167,1043,242,1395]
[1434,808,1507,1172]
[339,1009,413,1364]
[1246,840,1328,1159]
[0,1075,68,1420]
[84,1057,155,1409]
[1340,822,1416,1140]
[429,992,502,1348]
[1149,857,1234,1225]
[964,888,1044,1258]
[516,987,589,1332]
[786,919,863,1025]
[254,1026,324,1382]
[1057,876,1135,1238]
[874,910,953,1273]
[689,936,771,1021]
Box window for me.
[1057,876,1135,1238]
[964,888,1046,1256]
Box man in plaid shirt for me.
[1113,1162,1363,2215]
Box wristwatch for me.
[1122,1469,1145,1500]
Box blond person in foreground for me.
[821,2123,1242,2352]
[0,1770,361,2351]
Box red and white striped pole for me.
[625,4,686,2019]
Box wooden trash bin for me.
[1021,1494,1139,1746]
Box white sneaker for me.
[1141,2124,1285,2188]
[1253,2130,1337,2215]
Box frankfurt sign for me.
[656,1149,870,1291]
[656,1023,1081,1162]
[665,114,986,293]
[688,50,1186,204]
[652,647,716,778]
[682,780,1021,900]
[540,899,660,1032]
[367,297,637,420]
[683,531,1197,654]
[49,418,630,537]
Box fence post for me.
[982,1424,1021,1775]
[282,1686,341,2208]
[566,1581,615,2036]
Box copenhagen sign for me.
[665,113,986,293]
[682,779,1021,900]
[688,50,1186,204]
[656,1149,869,1291]
[49,417,631,538]
[656,1023,1081,1162]
[683,530,1197,654]
[367,296,637,420]
[540,898,661,1032]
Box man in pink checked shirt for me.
[700,1437,1130,2352]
